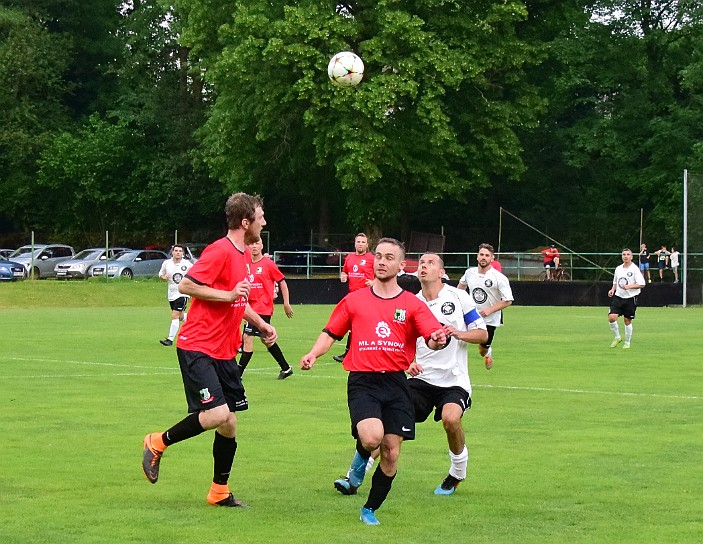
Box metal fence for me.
[273,250,703,283]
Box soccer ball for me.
[327,51,364,87]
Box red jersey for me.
[324,288,442,372]
[247,256,285,316]
[541,247,559,263]
[342,252,374,291]
[177,237,250,360]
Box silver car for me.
[89,250,168,279]
[9,244,75,279]
[54,247,131,279]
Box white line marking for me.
[3,357,701,400]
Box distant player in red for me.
[141,193,276,508]
[540,244,560,280]
[333,232,375,362]
[238,236,295,380]
[301,238,447,526]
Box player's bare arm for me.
[279,280,294,318]
[480,299,512,318]
[443,324,488,345]
[457,282,468,291]
[300,332,336,370]
[179,277,251,302]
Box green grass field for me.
[1,281,701,543]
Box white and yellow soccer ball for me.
[327,51,364,87]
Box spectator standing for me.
[670,246,680,283]
[333,233,374,362]
[638,244,652,284]
[654,245,670,281]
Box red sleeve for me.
[267,259,285,282]
[342,254,351,274]
[186,243,225,286]
[324,296,351,340]
[409,294,442,342]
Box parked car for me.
[88,250,168,279]
[273,244,344,274]
[9,244,75,279]
[168,243,207,263]
[0,259,26,281]
[0,248,15,260]
[54,247,131,279]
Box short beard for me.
[243,228,258,245]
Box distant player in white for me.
[457,243,513,369]
[158,244,193,346]
[334,253,487,496]
[607,248,646,349]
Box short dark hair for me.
[478,243,494,254]
[225,193,263,230]
[375,237,405,259]
[172,244,184,252]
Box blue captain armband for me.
[464,308,481,326]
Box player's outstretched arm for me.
[300,332,336,370]
[426,328,447,350]
[279,280,294,318]
[179,277,251,302]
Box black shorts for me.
[347,371,415,441]
[408,379,471,423]
[176,348,248,413]
[608,296,637,320]
[243,314,271,337]
[544,261,556,268]
[481,325,497,349]
[169,297,189,312]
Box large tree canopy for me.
[179,0,543,235]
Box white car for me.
[55,247,131,279]
[89,250,168,279]
[9,244,75,279]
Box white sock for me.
[365,457,375,473]
[624,324,633,343]
[168,319,180,340]
[609,322,620,338]
[485,346,493,358]
[448,445,469,481]
[182,312,187,323]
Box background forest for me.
[1,0,702,252]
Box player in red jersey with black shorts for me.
[141,193,277,508]
[333,232,375,362]
[238,236,295,380]
[301,238,447,526]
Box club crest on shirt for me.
[627,271,633,277]
[173,273,183,284]
[441,302,455,315]
[353,264,358,272]
[376,321,391,338]
[484,278,494,288]
[256,266,263,274]
[394,309,406,323]
[472,288,488,305]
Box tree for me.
[178,0,543,241]
[0,5,72,230]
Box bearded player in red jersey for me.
[141,193,277,508]
[301,238,447,526]
[238,236,295,380]
[333,232,375,362]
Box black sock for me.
[163,412,205,446]
[238,351,253,373]
[356,439,372,460]
[364,464,396,511]
[267,343,290,371]
[212,432,237,485]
